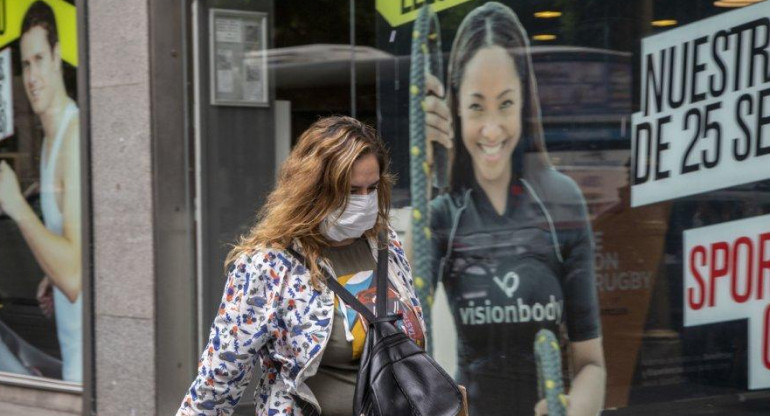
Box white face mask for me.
[320,191,379,242]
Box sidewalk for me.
[4,402,78,416]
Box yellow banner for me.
[0,0,77,67]
[376,0,474,27]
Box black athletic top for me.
[429,166,601,416]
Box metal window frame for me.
[208,8,269,107]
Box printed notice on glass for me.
[0,48,13,140]
[683,213,770,389]
[215,17,242,43]
[631,2,770,207]
[210,9,268,106]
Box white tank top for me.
[39,101,82,383]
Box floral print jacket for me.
[176,227,424,415]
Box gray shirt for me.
[305,237,375,415]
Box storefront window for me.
[197,1,770,414]
[0,0,83,387]
[374,0,770,414]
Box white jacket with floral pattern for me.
[176,228,424,415]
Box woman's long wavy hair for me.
[447,1,551,194]
[225,116,394,287]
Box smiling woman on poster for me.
[421,2,605,415]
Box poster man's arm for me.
[15,120,82,302]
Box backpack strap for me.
[375,231,389,319]
[285,233,389,323]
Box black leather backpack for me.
[289,233,466,416]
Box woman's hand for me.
[533,337,605,416]
[564,338,606,416]
[533,396,569,416]
[423,72,454,168]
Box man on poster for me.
[0,1,81,382]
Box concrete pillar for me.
[89,1,156,414]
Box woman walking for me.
[177,116,425,415]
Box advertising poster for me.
[378,2,609,415]
[376,0,770,413]
[0,0,82,385]
[631,2,770,207]
[684,214,770,389]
